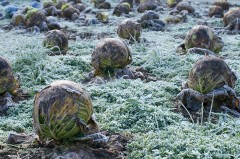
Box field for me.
[0,0,240,158]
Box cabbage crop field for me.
[0,0,240,158]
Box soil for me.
[0,133,131,159]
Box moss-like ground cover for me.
[0,0,240,158]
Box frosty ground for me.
[0,0,240,158]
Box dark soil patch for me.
[0,133,131,159]
[175,100,240,124]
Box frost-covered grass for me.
[0,0,240,158]
[128,119,240,159]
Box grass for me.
[128,118,240,159]
[0,0,240,158]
